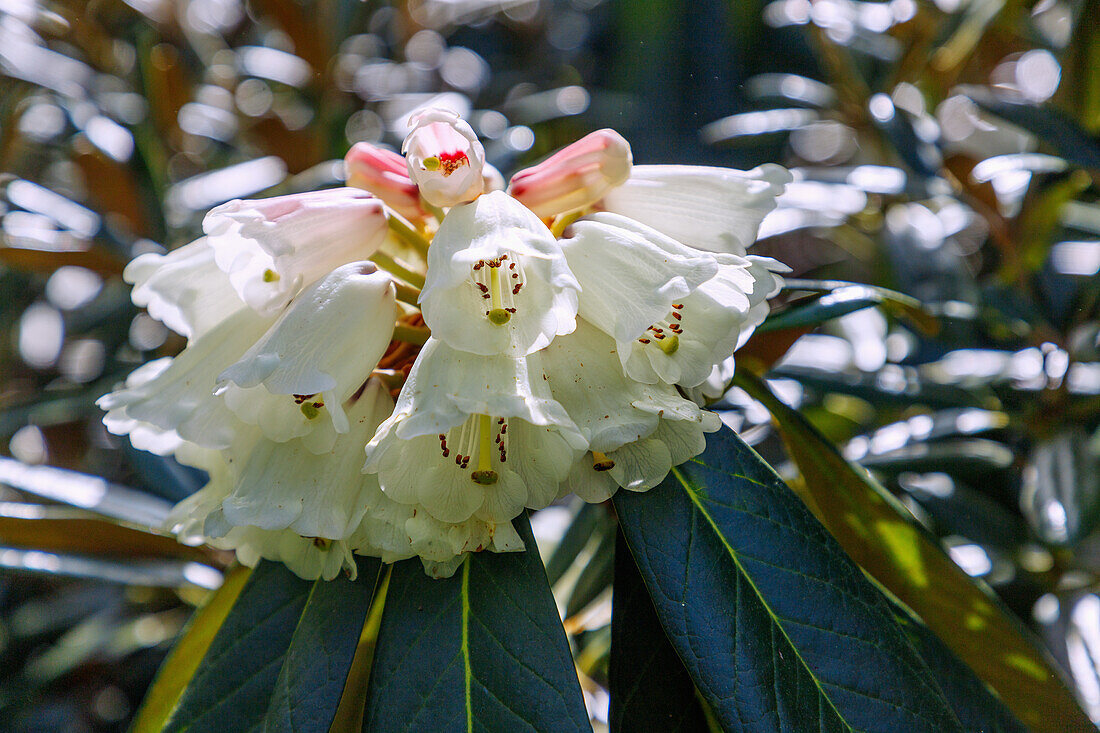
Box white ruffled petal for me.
[390,339,583,443]
[221,380,393,539]
[97,308,273,449]
[125,238,246,340]
[607,437,672,491]
[600,164,792,254]
[560,213,717,343]
[217,262,396,437]
[204,188,388,316]
[621,253,779,388]
[542,320,702,453]
[420,190,579,357]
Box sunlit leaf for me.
[615,425,962,732]
[736,372,1092,732]
[362,514,589,732]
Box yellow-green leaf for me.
[130,564,251,733]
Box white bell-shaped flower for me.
[562,413,721,504]
[420,190,580,357]
[351,494,525,579]
[124,238,246,340]
[364,338,586,524]
[218,379,393,541]
[541,319,707,453]
[557,212,717,345]
[97,307,273,450]
[204,188,388,316]
[619,253,786,388]
[402,108,485,208]
[216,262,397,448]
[600,164,792,254]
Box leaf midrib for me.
[671,465,856,733]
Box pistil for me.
[488,266,510,324]
[471,413,499,485]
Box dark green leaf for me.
[263,557,383,733]
[766,279,938,335]
[362,514,589,732]
[737,372,1092,732]
[614,425,963,733]
[164,561,313,733]
[609,530,710,733]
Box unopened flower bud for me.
[344,142,427,221]
[402,108,485,208]
[508,129,632,219]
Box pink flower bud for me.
[402,108,485,208]
[345,142,427,221]
[508,129,632,219]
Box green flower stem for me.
[386,213,432,257]
[371,251,426,289]
[392,324,430,345]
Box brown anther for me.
[672,303,683,309]
[505,307,516,313]
[639,338,651,344]
[671,311,682,320]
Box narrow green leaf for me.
[615,425,963,732]
[564,526,615,619]
[737,372,1092,732]
[770,279,939,335]
[132,564,252,733]
[544,502,603,586]
[263,557,383,733]
[609,530,709,733]
[164,561,313,733]
[362,514,589,732]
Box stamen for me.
[639,306,685,354]
[592,451,615,471]
[473,253,526,325]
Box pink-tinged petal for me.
[402,108,485,208]
[344,142,427,221]
[508,129,632,219]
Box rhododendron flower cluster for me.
[100,108,790,579]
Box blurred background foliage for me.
[2,0,1100,729]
